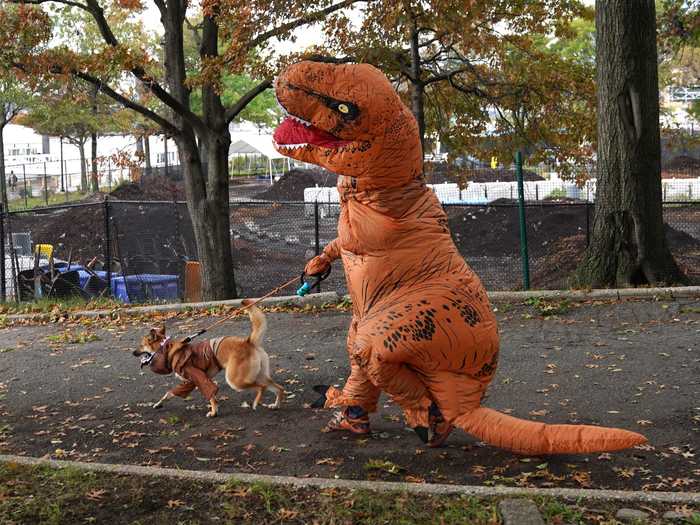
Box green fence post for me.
[515,151,530,290]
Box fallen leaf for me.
[85,489,108,501]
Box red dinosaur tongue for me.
[274,116,350,149]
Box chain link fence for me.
[1,198,699,304]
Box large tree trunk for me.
[179,133,236,300]
[162,7,237,300]
[575,0,684,287]
[0,120,7,209]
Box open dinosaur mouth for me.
[273,115,351,150]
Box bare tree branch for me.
[185,16,203,49]
[6,0,88,9]
[73,71,181,136]
[224,79,272,125]
[245,0,364,51]
[10,0,206,135]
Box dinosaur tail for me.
[454,407,646,455]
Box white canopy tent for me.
[228,133,291,183]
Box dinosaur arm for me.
[322,238,342,261]
[304,238,341,276]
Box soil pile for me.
[663,155,700,171]
[425,163,544,184]
[10,200,195,274]
[448,199,589,258]
[109,175,185,201]
[255,169,338,201]
[530,224,700,288]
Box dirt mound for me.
[255,169,338,201]
[663,155,700,171]
[448,200,589,258]
[109,176,185,201]
[425,163,544,184]
[530,225,700,288]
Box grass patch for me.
[45,330,100,345]
[364,458,405,476]
[524,297,573,317]
[0,462,697,524]
[0,297,123,316]
[7,190,87,212]
[536,496,585,523]
[680,306,700,314]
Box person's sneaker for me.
[428,403,454,448]
[323,408,370,435]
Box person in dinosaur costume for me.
[272,59,647,454]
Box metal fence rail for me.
[1,199,699,303]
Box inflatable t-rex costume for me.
[273,60,646,454]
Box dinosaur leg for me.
[322,318,381,414]
[364,353,432,429]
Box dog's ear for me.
[149,328,158,340]
[241,299,252,307]
[157,326,166,337]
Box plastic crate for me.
[112,274,179,303]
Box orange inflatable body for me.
[273,60,646,454]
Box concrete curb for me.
[344,286,700,304]
[5,286,700,323]
[4,291,340,323]
[487,286,700,302]
[2,454,698,505]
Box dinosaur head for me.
[273,61,423,190]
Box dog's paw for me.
[206,410,217,418]
[153,402,163,409]
[264,403,280,410]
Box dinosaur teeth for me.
[279,143,308,150]
[289,114,312,127]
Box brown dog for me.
[133,301,284,417]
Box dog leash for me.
[179,268,330,344]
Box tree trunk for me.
[90,84,99,192]
[179,133,237,300]
[0,120,7,209]
[408,18,425,149]
[144,135,152,176]
[78,141,88,192]
[90,131,98,192]
[161,3,237,300]
[575,0,684,287]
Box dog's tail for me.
[242,299,266,346]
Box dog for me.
[133,301,284,418]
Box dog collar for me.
[140,352,156,368]
[140,337,172,369]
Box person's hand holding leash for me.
[304,253,332,276]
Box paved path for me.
[0,297,697,491]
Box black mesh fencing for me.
[1,199,699,304]
[229,201,345,297]
[3,202,107,301]
[108,201,196,303]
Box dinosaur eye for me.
[328,100,358,120]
